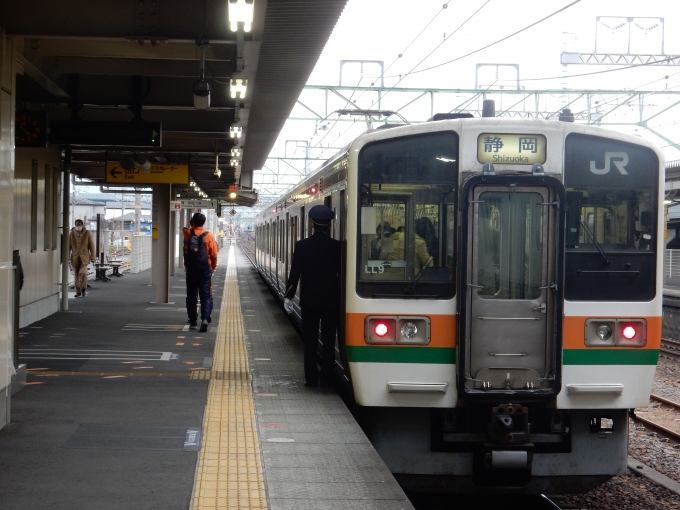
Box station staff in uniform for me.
[284,205,341,387]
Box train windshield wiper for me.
[580,221,610,265]
[404,255,433,295]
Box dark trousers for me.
[186,268,213,322]
[301,306,338,385]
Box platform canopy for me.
[1,0,347,206]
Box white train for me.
[254,113,663,494]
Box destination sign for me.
[477,133,547,165]
[105,162,189,184]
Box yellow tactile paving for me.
[190,246,268,510]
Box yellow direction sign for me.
[105,162,189,184]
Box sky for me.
[252,0,680,202]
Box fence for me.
[665,250,680,280]
[130,235,152,273]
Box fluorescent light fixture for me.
[228,0,254,32]
[229,192,237,199]
[230,71,248,99]
[231,146,242,158]
[436,157,457,163]
[230,121,243,139]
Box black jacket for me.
[284,231,341,309]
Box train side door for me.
[461,176,563,397]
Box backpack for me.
[185,229,210,270]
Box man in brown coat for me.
[69,219,96,297]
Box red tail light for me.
[374,322,389,337]
[622,325,636,340]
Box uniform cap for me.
[309,205,334,226]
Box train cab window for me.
[477,192,543,300]
[564,134,659,301]
[357,131,459,299]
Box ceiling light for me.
[230,71,248,99]
[228,0,254,32]
[229,121,242,139]
[230,158,239,167]
[229,192,237,199]
[231,146,242,158]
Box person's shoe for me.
[81,291,87,297]
[199,320,209,332]
[207,316,212,324]
[74,292,82,298]
[304,381,318,388]
[189,322,198,330]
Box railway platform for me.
[0,246,412,510]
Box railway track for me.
[238,240,256,265]
[661,338,680,361]
[632,393,680,443]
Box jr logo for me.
[589,152,629,175]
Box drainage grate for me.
[63,423,202,452]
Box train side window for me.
[279,219,284,261]
[300,206,305,239]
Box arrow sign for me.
[105,162,189,184]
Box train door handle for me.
[533,303,546,313]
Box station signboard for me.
[105,162,189,184]
[178,199,218,209]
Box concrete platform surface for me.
[0,247,413,510]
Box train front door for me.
[462,177,562,394]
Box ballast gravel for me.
[561,357,680,509]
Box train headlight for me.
[596,324,612,341]
[585,318,646,347]
[365,316,430,345]
[400,321,418,339]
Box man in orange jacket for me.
[183,212,219,332]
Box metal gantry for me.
[246,84,680,229]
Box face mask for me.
[75,226,82,232]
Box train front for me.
[343,119,664,494]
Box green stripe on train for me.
[347,346,456,364]
[563,349,659,365]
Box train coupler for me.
[488,403,530,444]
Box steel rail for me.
[633,394,680,442]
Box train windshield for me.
[357,131,459,299]
[564,133,659,301]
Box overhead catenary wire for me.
[350,0,455,105]
[358,0,491,111]
[378,0,582,80]
[308,0,458,158]
[311,1,491,156]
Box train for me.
[253,111,664,494]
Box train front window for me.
[564,133,659,301]
[357,131,459,299]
